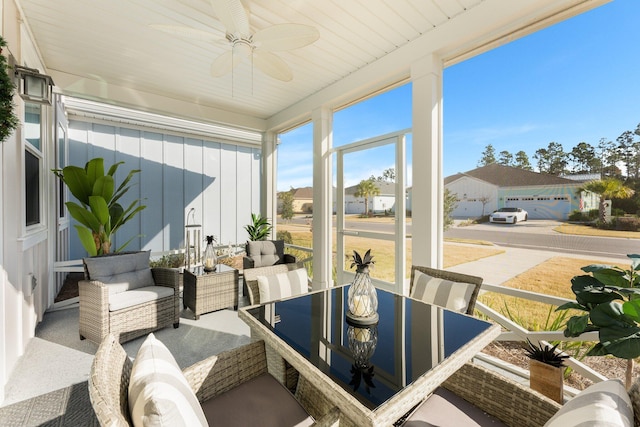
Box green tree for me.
[514,151,532,170]
[597,138,620,177]
[443,188,457,231]
[353,179,380,217]
[370,167,396,182]
[52,158,146,256]
[478,144,496,166]
[616,131,637,179]
[498,150,513,166]
[568,142,600,174]
[579,178,634,223]
[534,142,567,175]
[279,188,295,221]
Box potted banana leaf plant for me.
[53,157,146,256]
[557,253,640,388]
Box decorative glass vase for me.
[203,235,217,272]
[347,267,378,325]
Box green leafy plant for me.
[244,213,272,241]
[0,36,19,143]
[524,339,568,368]
[149,253,185,268]
[350,249,375,273]
[52,157,146,256]
[557,253,640,387]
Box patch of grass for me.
[478,257,626,331]
[555,223,640,239]
[280,226,504,282]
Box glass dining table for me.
[238,284,500,427]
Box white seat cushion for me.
[410,269,476,313]
[108,285,174,311]
[257,268,308,303]
[544,379,633,427]
[128,333,208,427]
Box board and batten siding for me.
[68,120,261,259]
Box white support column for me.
[262,131,278,235]
[312,107,333,290]
[411,54,444,268]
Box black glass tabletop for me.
[245,285,492,410]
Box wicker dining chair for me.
[88,333,341,427]
[409,265,483,315]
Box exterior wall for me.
[446,177,498,218]
[1,0,56,403]
[67,119,262,258]
[343,194,395,214]
[498,184,581,220]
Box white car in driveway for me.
[489,207,528,224]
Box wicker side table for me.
[183,264,239,320]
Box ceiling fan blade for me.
[253,24,320,51]
[210,0,250,37]
[210,44,251,77]
[149,24,224,42]
[253,50,293,82]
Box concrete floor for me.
[1,286,252,406]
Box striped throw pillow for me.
[257,268,308,303]
[128,333,208,427]
[544,379,632,427]
[410,270,476,313]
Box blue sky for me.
[278,0,640,191]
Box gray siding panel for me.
[67,120,260,258]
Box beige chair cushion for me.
[256,268,308,303]
[410,269,477,313]
[128,333,207,427]
[84,251,155,294]
[544,379,633,427]
[108,285,174,311]
[404,387,506,426]
[201,372,313,427]
[246,240,285,267]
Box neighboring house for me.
[444,164,597,220]
[292,187,314,213]
[344,182,396,215]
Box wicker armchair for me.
[79,252,180,344]
[409,265,483,315]
[88,334,341,426]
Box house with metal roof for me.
[445,164,599,220]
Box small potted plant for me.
[524,339,568,403]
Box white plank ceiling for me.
[16,0,609,131]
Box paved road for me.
[444,220,637,261]
[283,216,638,260]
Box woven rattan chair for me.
[88,334,341,426]
[243,239,297,296]
[409,265,483,315]
[243,262,306,305]
[79,252,180,344]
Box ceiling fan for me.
[151,0,319,82]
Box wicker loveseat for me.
[88,333,341,426]
[79,251,180,344]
